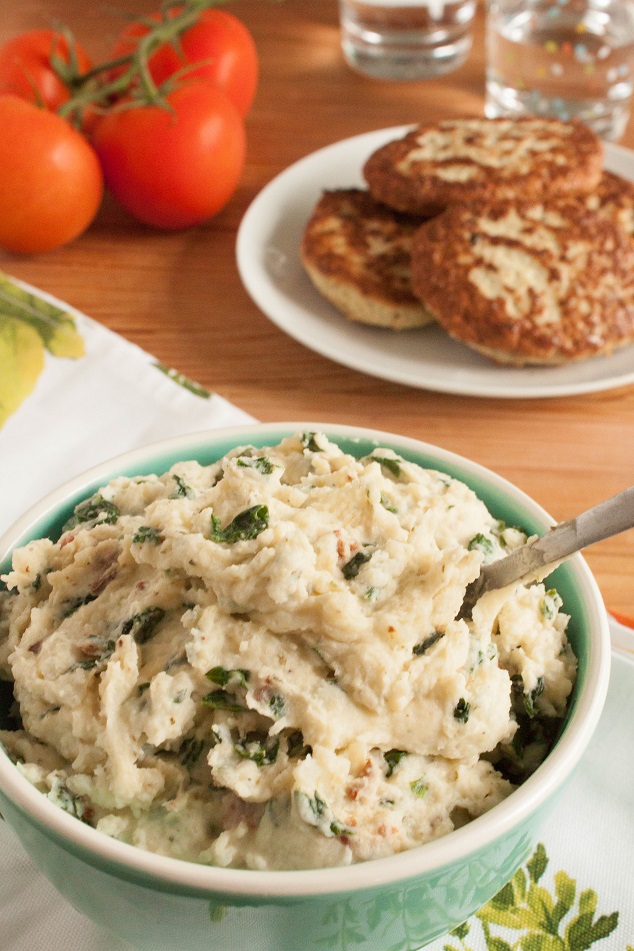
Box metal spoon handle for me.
[460,485,634,616]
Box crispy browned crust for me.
[575,170,634,236]
[410,199,634,365]
[363,116,604,216]
[300,188,435,330]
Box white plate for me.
[236,128,634,399]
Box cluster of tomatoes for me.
[0,2,258,254]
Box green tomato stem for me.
[55,0,232,127]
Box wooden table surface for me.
[1,0,633,616]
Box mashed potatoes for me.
[0,432,576,870]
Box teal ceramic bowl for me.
[0,423,611,951]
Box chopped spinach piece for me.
[493,520,508,548]
[525,676,545,717]
[164,652,186,672]
[295,790,354,838]
[467,534,495,557]
[494,712,562,783]
[454,698,470,722]
[172,474,194,498]
[236,456,275,474]
[61,593,97,618]
[268,693,286,719]
[201,690,246,713]
[379,492,398,513]
[539,589,563,620]
[63,494,120,531]
[511,673,545,719]
[180,737,205,768]
[210,504,269,543]
[234,733,279,766]
[76,638,115,671]
[370,455,401,478]
[49,779,86,820]
[121,606,165,644]
[206,666,249,688]
[384,749,407,778]
[287,729,312,759]
[330,818,354,836]
[132,526,164,544]
[410,778,428,798]
[468,645,493,672]
[413,632,444,656]
[342,550,373,580]
[300,432,322,452]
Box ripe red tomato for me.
[92,82,246,230]
[0,94,103,254]
[0,29,91,112]
[111,9,258,117]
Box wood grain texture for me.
[1,0,632,615]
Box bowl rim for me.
[0,421,612,897]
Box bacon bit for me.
[78,640,105,659]
[136,581,146,591]
[346,759,373,801]
[221,798,264,831]
[376,822,399,838]
[387,626,395,633]
[60,532,75,548]
[83,806,95,824]
[334,529,359,563]
[86,546,121,596]
[28,640,43,655]
[253,677,273,703]
[90,564,118,595]
[246,806,266,829]
[221,798,248,829]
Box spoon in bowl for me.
[458,485,634,620]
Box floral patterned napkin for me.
[0,274,633,951]
[0,271,253,538]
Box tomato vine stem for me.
[55,0,232,128]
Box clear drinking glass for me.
[339,0,476,81]
[485,0,634,141]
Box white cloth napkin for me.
[1,274,633,950]
[0,272,253,538]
